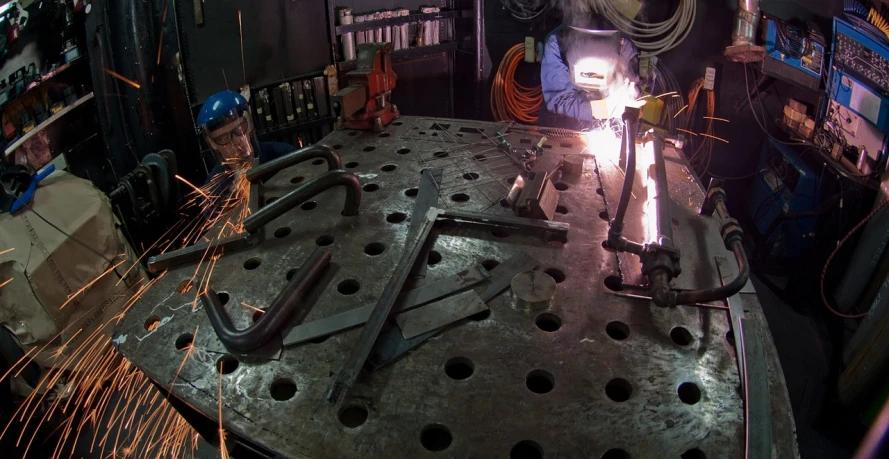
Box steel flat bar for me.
[325,207,442,404]
[395,290,487,339]
[366,251,540,370]
[740,318,773,459]
[410,168,443,279]
[440,209,569,236]
[146,234,255,273]
[282,265,489,346]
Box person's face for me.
[206,115,254,167]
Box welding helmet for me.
[197,90,259,168]
[561,14,623,99]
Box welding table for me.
[114,116,798,458]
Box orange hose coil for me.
[491,44,543,124]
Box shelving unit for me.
[334,10,465,35]
[337,42,459,72]
[0,57,84,110]
[4,92,96,158]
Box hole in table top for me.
[176,279,193,294]
[144,316,160,331]
[556,205,568,214]
[427,250,442,266]
[671,327,694,346]
[316,234,335,246]
[274,227,291,238]
[554,182,570,191]
[337,279,360,295]
[338,405,368,428]
[606,321,629,340]
[459,126,485,134]
[362,146,375,152]
[381,164,397,172]
[286,268,297,281]
[604,276,623,291]
[535,313,561,332]
[546,233,567,247]
[216,355,239,374]
[364,242,385,256]
[378,132,390,138]
[430,123,450,130]
[726,329,736,348]
[678,382,702,405]
[419,131,426,135]
[672,217,680,227]
[511,440,543,459]
[270,378,297,401]
[544,268,565,283]
[331,144,344,150]
[363,183,379,192]
[599,211,609,221]
[175,333,193,350]
[433,151,449,158]
[311,159,325,166]
[682,448,706,459]
[543,144,552,149]
[463,172,479,180]
[519,138,532,144]
[560,142,573,148]
[348,131,359,136]
[509,440,543,459]
[405,187,418,197]
[290,176,304,184]
[301,201,317,211]
[420,424,452,451]
[469,309,491,321]
[243,257,261,270]
[397,148,411,155]
[602,240,616,252]
[481,259,500,271]
[392,121,403,126]
[431,132,439,136]
[252,308,267,323]
[602,449,630,459]
[345,161,360,168]
[596,188,605,196]
[526,370,554,394]
[472,154,487,161]
[500,198,510,207]
[217,292,230,305]
[444,357,474,380]
[387,212,407,223]
[507,176,516,185]
[491,228,510,238]
[451,193,470,202]
[605,378,632,402]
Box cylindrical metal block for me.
[338,8,356,61]
[510,271,557,311]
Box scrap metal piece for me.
[367,251,540,371]
[410,168,443,279]
[326,207,442,404]
[282,264,490,346]
[440,209,569,238]
[395,290,488,339]
[199,247,331,353]
[147,234,256,273]
[510,271,556,311]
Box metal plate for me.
[114,116,797,458]
[395,290,487,339]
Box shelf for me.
[258,116,334,139]
[1,57,84,110]
[4,92,95,158]
[335,10,466,35]
[337,42,458,72]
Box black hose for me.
[200,247,331,353]
[607,111,644,254]
[246,145,342,183]
[674,240,749,305]
[242,170,361,233]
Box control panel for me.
[762,17,826,90]
[835,31,889,94]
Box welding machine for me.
[761,16,826,91]
[747,139,823,258]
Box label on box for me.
[704,67,716,91]
[307,103,314,110]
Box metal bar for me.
[366,251,540,371]
[740,318,773,459]
[410,168,443,279]
[440,209,569,236]
[199,248,332,353]
[326,207,442,404]
[395,290,487,339]
[282,264,489,346]
[716,256,747,385]
[242,170,361,233]
[652,138,675,248]
[246,145,342,183]
[603,291,730,311]
[146,234,256,273]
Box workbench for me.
[114,116,798,458]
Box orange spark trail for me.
[700,133,729,143]
[703,116,730,123]
[676,128,698,137]
[176,174,210,199]
[240,302,262,313]
[103,68,141,89]
[673,104,688,118]
[656,91,678,98]
[59,258,127,310]
[156,1,169,65]
[0,278,11,289]
[0,247,13,256]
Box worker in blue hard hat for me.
[539,13,642,130]
[197,90,294,180]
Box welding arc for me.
[491,44,542,124]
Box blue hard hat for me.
[197,90,249,128]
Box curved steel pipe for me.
[200,247,332,353]
[246,144,343,183]
[673,240,749,306]
[243,170,361,233]
[607,109,644,254]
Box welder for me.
[539,13,641,130]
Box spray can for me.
[355,14,366,45]
[421,6,435,46]
[432,7,440,45]
[383,10,392,43]
[338,8,356,61]
[399,9,410,49]
[374,11,383,42]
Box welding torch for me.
[606,107,749,308]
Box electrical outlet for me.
[704,67,716,90]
